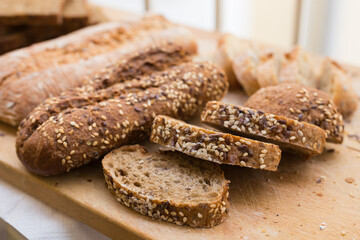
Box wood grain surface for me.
[0,7,359,240]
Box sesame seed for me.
[261,149,267,154]
[101,115,107,120]
[260,164,267,169]
[302,137,306,143]
[197,213,203,218]
[240,161,246,167]
[289,136,296,141]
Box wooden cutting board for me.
[0,6,360,240]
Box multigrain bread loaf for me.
[318,58,358,117]
[0,0,65,25]
[244,83,344,143]
[0,27,197,125]
[16,62,228,176]
[201,101,326,156]
[102,145,230,228]
[150,115,281,171]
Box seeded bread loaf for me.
[244,83,344,143]
[201,101,326,156]
[0,27,197,125]
[318,58,358,118]
[150,115,281,171]
[16,61,228,176]
[0,0,65,25]
[103,145,230,228]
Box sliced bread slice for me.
[201,101,326,156]
[102,145,230,228]
[256,52,281,88]
[318,57,358,118]
[150,115,282,171]
[279,46,316,88]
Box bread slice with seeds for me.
[102,145,230,228]
[16,61,228,176]
[318,58,358,118]
[150,115,281,171]
[244,82,344,143]
[201,101,326,156]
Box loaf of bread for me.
[103,145,230,227]
[201,101,326,156]
[0,22,197,126]
[279,46,316,87]
[318,58,358,118]
[245,83,344,143]
[0,0,66,25]
[16,61,228,176]
[216,34,275,91]
[150,115,281,171]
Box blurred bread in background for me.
[0,0,109,54]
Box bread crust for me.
[318,58,358,118]
[244,83,344,143]
[102,145,230,228]
[201,101,326,156]
[16,62,228,176]
[0,26,197,126]
[150,115,281,171]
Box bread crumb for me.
[341,230,346,236]
[345,177,355,184]
[349,192,355,198]
[320,222,326,230]
[316,192,323,197]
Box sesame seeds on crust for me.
[150,115,281,171]
[201,101,326,156]
[16,61,228,176]
[244,83,344,143]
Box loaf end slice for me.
[150,115,281,171]
[202,101,326,156]
[102,145,230,228]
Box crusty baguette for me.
[102,145,230,228]
[150,115,281,171]
[245,82,344,143]
[256,52,281,88]
[318,58,358,118]
[16,61,228,176]
[0,15,170,86]
[201,101,326,156]
[0,0,66,25]
[279,46,316,87]
[231,50,260,95]
[0,27,197,126]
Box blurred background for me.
[88,0,360,66]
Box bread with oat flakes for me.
[102,145,230,228]
[201,101,326,156]
[244,82,344,143]
[150,115,281,171]
[16,61,228,176]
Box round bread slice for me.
[102,145,230,228]
[150,115,281,171]
[201,101,326,156]
[244,82,344,143]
